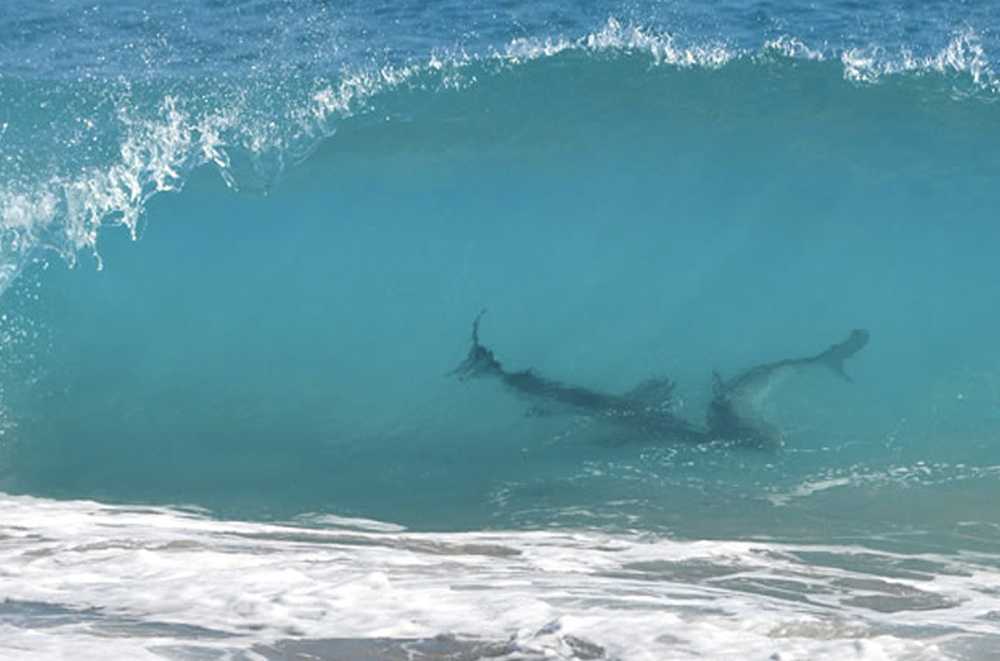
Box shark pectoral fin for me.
[830,363,854,383]
[820,358,853,383]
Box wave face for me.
[3,2,1000,658]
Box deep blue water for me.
[2,2,1000,659]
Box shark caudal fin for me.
[449,309,504,381]
[815,328,870,382]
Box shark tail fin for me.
[815,328,870,383]
[449,309,504,381]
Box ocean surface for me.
[2,1,1000,659]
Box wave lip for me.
[1,18,998,297]
[0,93,243,287]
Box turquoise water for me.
[2,3,1000,659]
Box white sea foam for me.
[767,462,1000,507]
[497,17,734,68]
[841,30,998,92]
[1,492,998,660]
[766,477,853,506]
[762,36,827,62]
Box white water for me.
[1,493,998,660]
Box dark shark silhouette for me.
[452,310,869,447]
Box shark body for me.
[452,310,869,447]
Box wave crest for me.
[1,20,998,296]
[841,29,997,92]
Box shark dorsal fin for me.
[624,377,676,408]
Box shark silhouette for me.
[452,310,869,447]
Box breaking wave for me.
[1,20,997,294]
